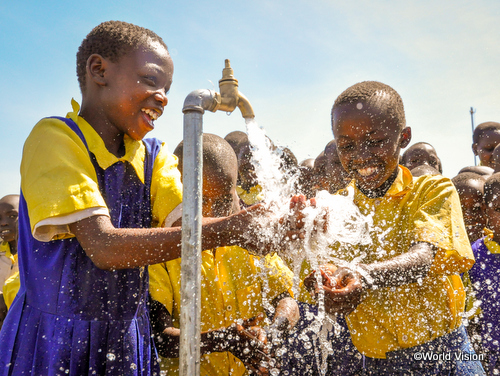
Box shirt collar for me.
[67,99,146,183]
[349,165,414,200]
[482,228,500,254]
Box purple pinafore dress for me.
[0,117,162,376]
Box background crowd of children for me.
[1,20,499,376]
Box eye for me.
[337,143,354,151]
[368,139,386,147]
[143,76,157,87]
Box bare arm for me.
[69,206,259,270]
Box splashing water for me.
[244,118,373,375]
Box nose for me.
[154,89,168,107]
[352,144,371,165]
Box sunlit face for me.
[473,129,500,168]
[456,182,486,243]
[403,144,441,173]
[332,101,410,192]
[101,40,173,140]
[202,177,237,218]
[485,186,500,243]
[0,200,19,243]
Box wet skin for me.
[455,182,486,243]
[0,201,18,244]
[332,101,411,194]
[79,39,173,157]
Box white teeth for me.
[358,167,378,177]
[141,108,160,121]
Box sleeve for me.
[148,263,174,314]
[3,272,20,309]
[21,118,108,239]
[150,144,183,227]
[412,176,475,275]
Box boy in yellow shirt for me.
[307,81,485,375]
[149,133,300,375]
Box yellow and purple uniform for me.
[149,247,294,375]
[236,185,263,207]
[331,166,474,359]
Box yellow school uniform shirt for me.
[331,166,474,359]
[236,185,263,206]
[149,247,294,376]
[20,99,182,240]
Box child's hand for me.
[304,264,365,315]
[225,314,274,375]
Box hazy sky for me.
[1,0,499,198]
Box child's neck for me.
[357,168,399,199]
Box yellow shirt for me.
[0,242,17,290]
[149,247,294,375]
[331,166,474,358]
[236,185,263,206]
[21,99,182,240]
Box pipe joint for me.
[182,89,220,114]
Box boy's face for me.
[332,102,410,192]
[0,200,19,243]
[403,145,441,173]
[238,147,258,191]
[101,40,173,141]
[456,182,486,243]
[473,130,500,168]
[485,186,500,243]
[202,177,237,218]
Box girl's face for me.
[101,40,173,141]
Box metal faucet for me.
[179,60,254,376]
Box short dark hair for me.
[472,122,500,144]
[452,172,486,189]
[483,172,500,204]
[332,81,406,129]
[76,20,168,92]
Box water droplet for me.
[107,353,116,361]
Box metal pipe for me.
[179,90,218,376]
[470,107,477,166]
[179,63,254,376]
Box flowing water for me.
[244,118,373,375]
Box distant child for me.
[0,195,19,329]
[492,143,500,173]
[472,121,500,168]
[0,21,264,376]
[401,141,442,174]
[323,139,352,193]
[451,173,487,243]
[468,172,500,374]
[297,158,316,199]
[236,141,264,207]
[224,130,248,185]
[149,133,300,375]
[312,151,330,193]
[307,81,484,374]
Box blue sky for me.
[1,0,500,198]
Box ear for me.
[399,127,412,149]
[472,143,478,156]
[86,54,108,87]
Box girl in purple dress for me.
[0,21,262,376]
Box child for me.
[323,139,352,193]
[236,141,264,207]
[149,133,300,375]
[459,166,494,176]
[0,195,19,330]
[312,151,330,193]
[297,158,316,199]
[401,141,442,174]
[0,21,265,376]
[451,173,487,243]
[307,81,484,374]
[472,121,500,168]
[492,143,500,173]
[468,173,500,374]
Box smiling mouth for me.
[357,166,379,177]
[141,108,161,121]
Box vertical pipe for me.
[470,107,477,166]
[179,110,203,376]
